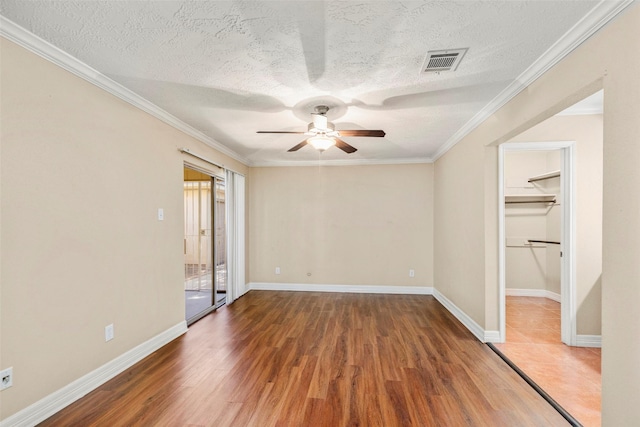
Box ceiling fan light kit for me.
[258,105,386,154]
[308,136,336,152]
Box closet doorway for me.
[498,142,575,345]
[183,166,227,324]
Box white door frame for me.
[498,141,576,345]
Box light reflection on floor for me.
[185,266,227,321]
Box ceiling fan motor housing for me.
[308,121,335,134]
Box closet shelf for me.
[505,194,556,204]
[528,170,560,183]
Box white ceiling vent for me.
[422,48,468,73]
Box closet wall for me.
[505,150,561,298]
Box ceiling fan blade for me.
[287,139,310,152]
[338,130,386,137]
[257,131,306,134]
[334,138,357,154]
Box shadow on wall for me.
[577,273,602,336]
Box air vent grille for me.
[422,48,468,73]
[426,54,458,69]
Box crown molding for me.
[0,15,249,167]
[249,156,434,167]
[556,106,603,116]
[431,0,636,161]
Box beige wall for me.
[510,115,603,335]
[249,164,434,288]
[434,4,639,424]
[0,37,248,419]
[434,137,487,327]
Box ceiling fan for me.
[257,105,385,153]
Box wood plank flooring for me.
[39,291,568,426]
[494,296,601,426]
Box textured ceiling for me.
[1,1,605,165]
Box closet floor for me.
[494,296,601,427]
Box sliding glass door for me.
[183,167,226,324]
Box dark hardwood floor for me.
[39,291,568,426]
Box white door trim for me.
[498,141,576,345]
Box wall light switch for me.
[275,267,281,275]
[105,324,114,342]
[157,208,164,221]
[409,269,415,278]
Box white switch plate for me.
[409,269,415,278]
[275,267,281,275]
[0,367,13,391]
[105,324,114,342]
[157,208,164,221]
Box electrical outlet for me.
[105,324,114,342]
[275,267,281,275]
[409,269,415,278]
[0,367,13,391]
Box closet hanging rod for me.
[527,239,561,245]
[504,194,556,204]
[505,200,556,204]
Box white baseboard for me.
[483,330,501,343]
[575,334,602,348]
[248,282,434,295]
[506,288,561,302]
[432,289,488,343]
[1,321,188,427]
